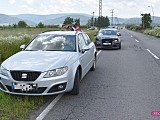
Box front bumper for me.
[96,41,121,49]
[0,71,74,96]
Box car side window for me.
[78,34,86,52]
[82,33,92,45]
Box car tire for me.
[97,48,101,50]
[70,69,80,95]
[119,43,121,49]
[90,55,96,71]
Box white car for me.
[0,31,97,95]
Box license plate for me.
[12,82,37,91]
[103,43,111,45]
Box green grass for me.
[85,29,98,42]
[0,27,97,120]
[0,92,44,120]
[144,27,160,38]
[0,37,30,63]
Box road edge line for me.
[146,49,159,60]
[135,39,139,42]
[36,94,64,120]
[97,50,101,56]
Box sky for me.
[0,0,160,18]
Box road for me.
[30,29,160,120]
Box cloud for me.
[1,0,160,17]
[24,0,35,4]
[20,3,38,14]
[9,0,16,4]
[147,0,160,4]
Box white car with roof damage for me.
[0,31,97,95]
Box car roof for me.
[40,31,83,35]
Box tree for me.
[18,21,27,28]
[87,16,110,28]
[94,18,97,26]
[87,19,92,27]
[74,18,80,25]
[63,17,74,24]
[105,16,110,27]
[141,13,152,29]
[12,24,17,28]
[37,22,44,28]
[96,16,110,28]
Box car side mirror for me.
[117,33,121,36]
[82,46,90,53]
[20,44,26,50]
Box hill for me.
[12,13,92,25]
[0,14,36,26]
[43,14,91,25]
[0,13,160,26]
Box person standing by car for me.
[72,22,81,31]
[66,25,72,31]
[61,24,67,31]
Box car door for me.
[78,33,91,78]
[82,33,95,65]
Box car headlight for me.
[44,66,68,78]
[114,39,118,42]
[0,66,8,76]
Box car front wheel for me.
[70,69,80,95]
[90,55,96,71]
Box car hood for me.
[2,51,77,72]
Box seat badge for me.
[22,73,27,79]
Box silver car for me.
[95,28,121,49]
[0,31,97,95]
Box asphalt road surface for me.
[30,29,160,120]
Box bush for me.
[18,21,27,28]
[144,27,160,38]
[0,36,31,64]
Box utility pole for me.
[111,9,114,26]
[92,12,95,27]
[99,0,102,17]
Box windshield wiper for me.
[44,50,63,51]
[24,49,47,51]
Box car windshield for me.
[100,30,117,36]
[25,34,76,51]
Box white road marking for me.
[97,50,101,55]
[135,39,139,42]
[146,49,159,60]
[36,94,64,120]
[36,50,101,120]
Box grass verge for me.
[0,92,45,120]
[143,27,160,38]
